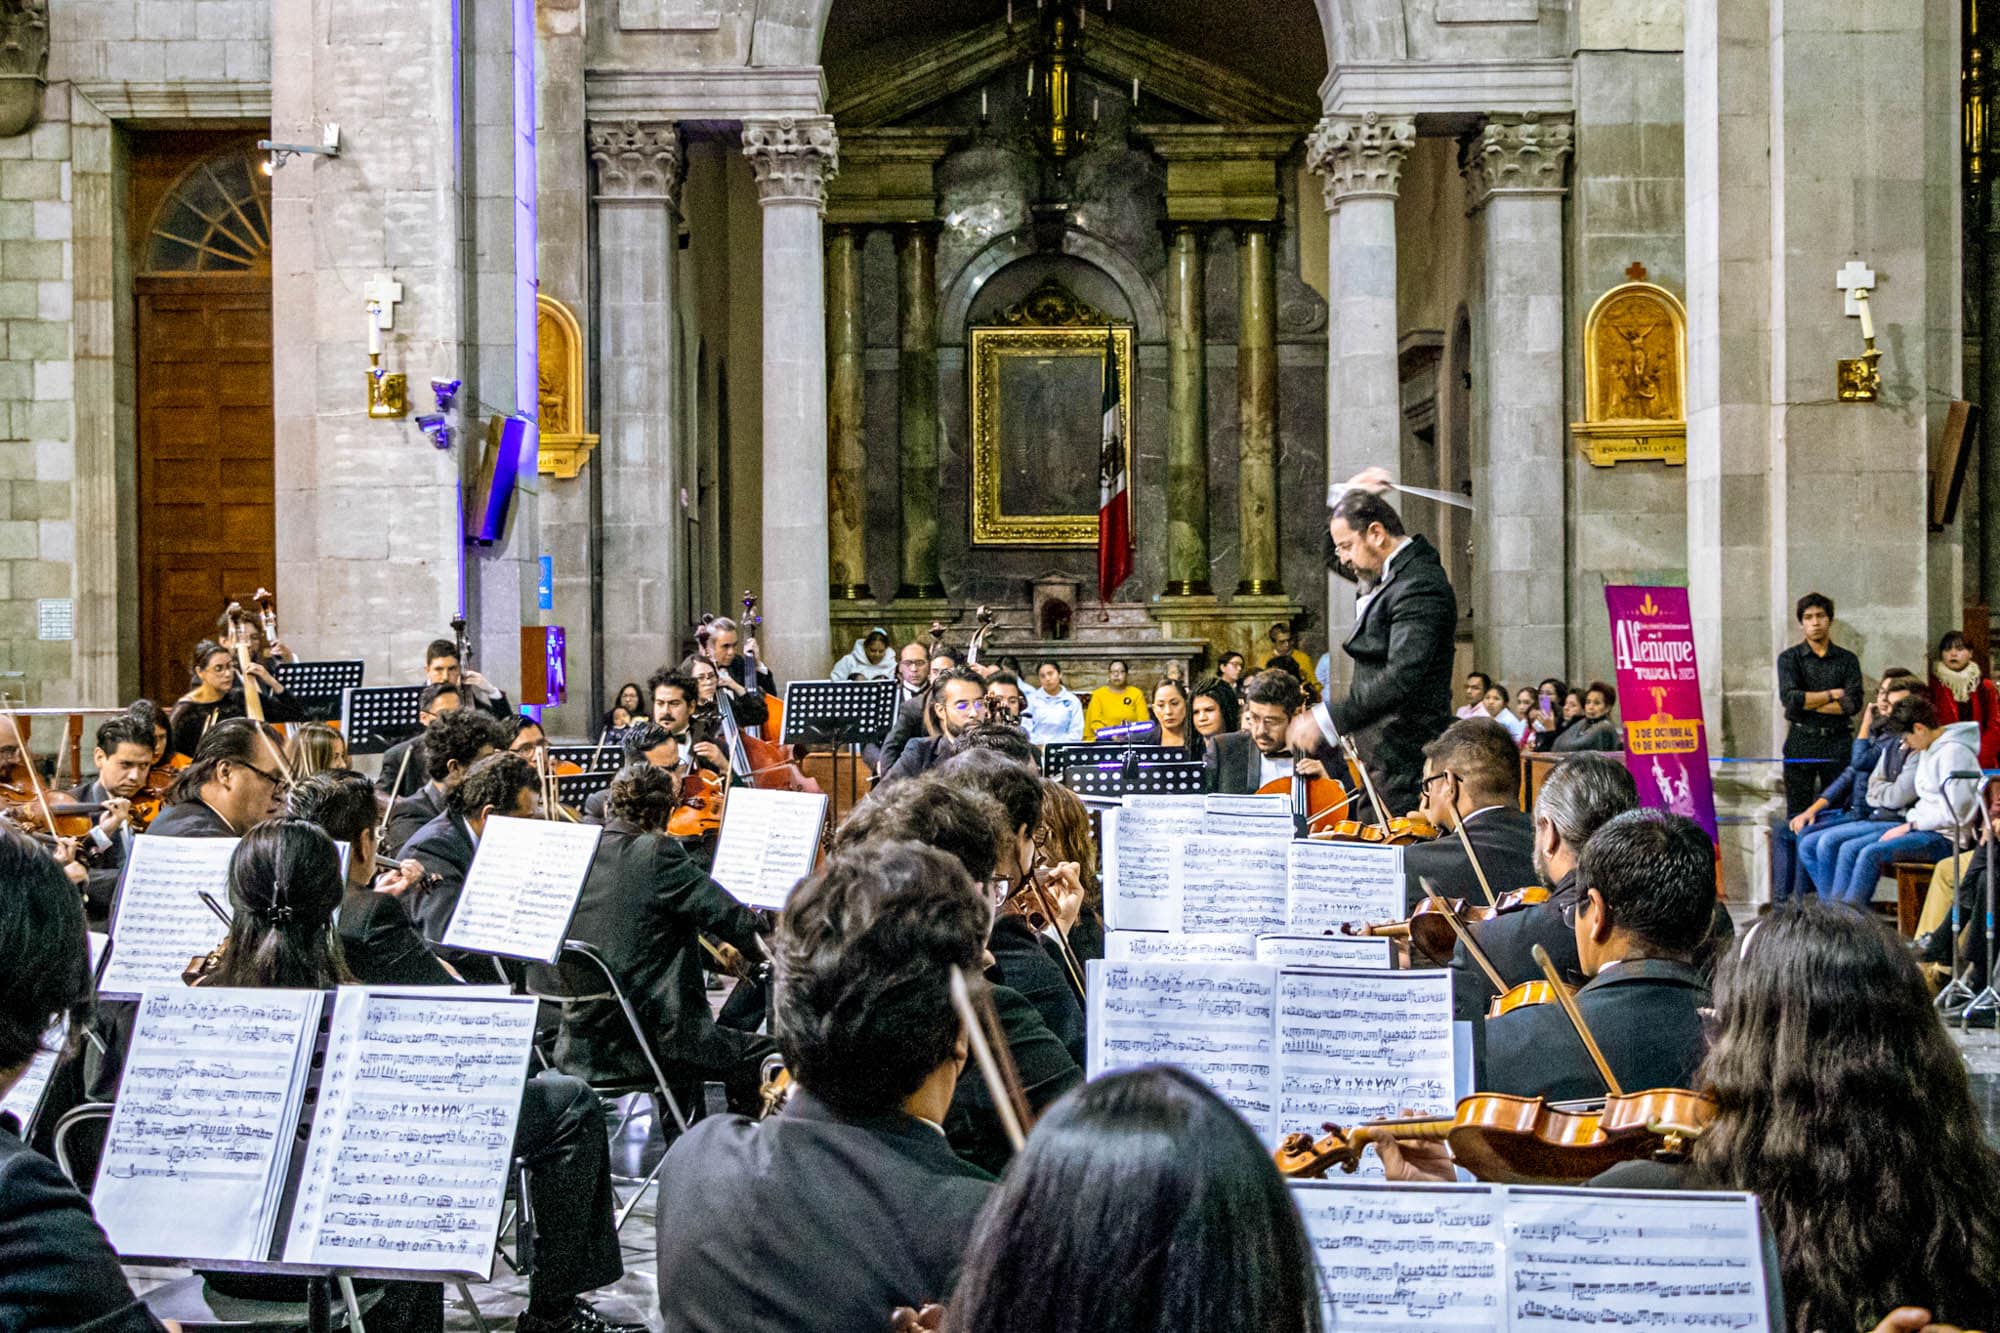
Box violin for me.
[1273,1087,1716,1185]
[667,766,726,839]
[1340,884,1550,966]
[1000,862,1087,1001]
[1488,977,1573,1019]
[1316,812,1439,845]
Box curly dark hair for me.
[1692,903,2000,1331]
[951,718,1039,768]
[836,776,1009,886]
[772,840,989,1115]
[605,761,679,830]
[447,751,539,819]
[423,708,507,785]
[934,748,1044,836]
[1241,668,1302,715]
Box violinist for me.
[881,642,965,773]
[375,680,460,799]
[1204,669,1329,796]
[1449,753,1637,1021]
[63,714,159,924]
[423,635,514,721]
[577,722,687,822]
[1399,717,1538,913]
[402,750,541,943]
[282,721,347,779]
[653,842,997,1333]
[166,638,305,760]
[984,670,1028,726]
[379,708,504,856]
[147,718,290,839]
[127,698,173,770]
[1481,810,1718,1101]
[287,769,456,987]
[508,713,550,764]
[648,667,732,778]
[536,763,774,1115]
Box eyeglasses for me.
[238,762,290,796]
[1419,772,1453,795]
[947,698,987,716]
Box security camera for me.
[415,413,452,450]
[430,378,462,412]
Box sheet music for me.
[284,988,537,1275]
[1292,1180,1506,1330]
[442,815,602,963]
[1274,968,1456,1155]
[1255,934,1393,970]
[1204,793,1292,820]
[1104,930,1258,961]
[99,836,239,995]
[95,988,321,1264]
[707,787,829,910]
[1086,960,1278,1141]
[1172,824,1291,934]
[0,1024,61,1127]
[1101,795,1206,931]
[1285,839,1406,933]
[1506,1189,1772,1330]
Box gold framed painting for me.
[969,323,1134,545]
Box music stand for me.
[273,660,363,723]
[1063,760,1206,799]
[338,684,425,755]
[780,681,899,819]
[556,770,616,810]
[552,743,622,772]
[1044,743,1181,777]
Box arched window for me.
[143,147,271,274]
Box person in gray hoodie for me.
[831,627,895,681]
[1824,696,1980,908]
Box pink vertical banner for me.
[1605,586,1718,843]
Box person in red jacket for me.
[1928,630,2000,769]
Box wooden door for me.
[137,276,274,706]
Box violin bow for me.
[1530,943,1624,1097]
[0,693,60,840]
[949,965,1031,1153]
[1419,876,1508,995]
[1445,778,1499,908]
[1339,735,1392,827]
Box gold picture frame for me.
[968,322,1134,545]
[1570,270,1687,467]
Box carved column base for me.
[832,582,872,601]
[1236,578,1284,596]
[897,582,946,600]
[1160,579,1213,598]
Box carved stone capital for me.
[742,115,840,209]
[1461,112,1573,209]
[588,119,685,203]
[0,0,50,138]
[1305,112,1416,209]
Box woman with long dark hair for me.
[167,639,305,760]
[947,1066,1323,1333]
[197,818,351,989]
[1190,676,1240,738]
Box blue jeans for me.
[1799,819,1887,893]
[1828,829,1952,907]
[1774,810,1858,900]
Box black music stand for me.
[552,743,622,772]
[273,660,363,723]
[556,770,616,810]
[1044,742,1182,777]
[1063,760,1206,799]
[781,680,899,818]
[338,684,425,754]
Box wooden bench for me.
[1890,861,1936,938]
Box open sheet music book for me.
[1085,960,1456,1152]
[99,835,238,996]
[95,987,537,1279]
[1290,1179,1777,1330]
[1102,796,1404,935]
[707,787,830,910]
[1103,931,1393,970]
[443,815,602,963]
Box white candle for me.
[1858,290,1875,342]
[367,302,382,357]
[1131,76,1139,105]
[1093,96,1100,121]
[981,90,989,118]
[1027,63,1035,95]
[1006,0,1012,23]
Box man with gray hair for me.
[1449,753,1637,1021]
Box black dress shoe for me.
[516,1299,649,1333]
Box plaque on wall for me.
[970,280,1135,545]
[1570,265,1687,467]
[537,294,599,480]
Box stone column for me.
[1462,114,1572,683]
[1307,112,1415,677]
[896,223,944,598]
[1236,222,1281,594]
[744,116,838,686]
[825,224,869,600]
[1163,222,1211,596]
[589,120,684,691]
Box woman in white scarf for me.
[1930,630,1998,768]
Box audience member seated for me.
[654,841,998,1332]
[945,1067,1322,1333]
[1401,718,1538,914]
[830,627,895,681]
[1474,682,1528,744]
[403,751,542,943]
[1190,675,1239,738]
[0,828,171,1332]
[1081,659,1149,741]
[1929,631,2000,769]
[1821,697,1978,909]
[1802,692,1923,895]
[1481,810,1718,1100]
[1457,671,1494,720]
[288,769,455,986]
[1022,662,1085,746]
[879,667,989,784]
[1779,671,1918,902]
[1549,680,1622,752]
[1533,687,1587,752]
[534,763,774,1114]
[376,680,461,798]
[380,708,505,856]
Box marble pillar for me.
[1163,222,1211,596]
[1236,223,1281,595]
[1307,112,1415,681]
[825,224,869,600]
[896,223,944,598]
[1463,114,1572,683]
[744,116,838,686]
[590,120,685,692]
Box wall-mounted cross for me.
[365,276,404,331]
[1835,260,1876,318]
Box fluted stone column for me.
[825,224,869,600]
[1163,222,1210,596]
[1307,112,1414,678]
[744,115,838,685]
[1463,114,1572,682]
[1236,223,1281,594]
[590,120,684,692]
[896,224,944,598]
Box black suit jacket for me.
[879,735,950,786]
[381,783,447,858]
[944,978,1083,1175]
[0,1129,165,1332]
[1201,730,1265,795]
[533,820,768,1086]
[1402,806,1538,913]
[68,779,129,926]
[988,915,1085,1067]
[1481,957,1711,1102]
[1451,870,1583,1023]
[1324,534,1458,813]
[375,736,428,797]
[142,800,238,839]
[876,695,928,773]
[655,1089,994,1333]
[338,884,455,986]
[400,810,477,943]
